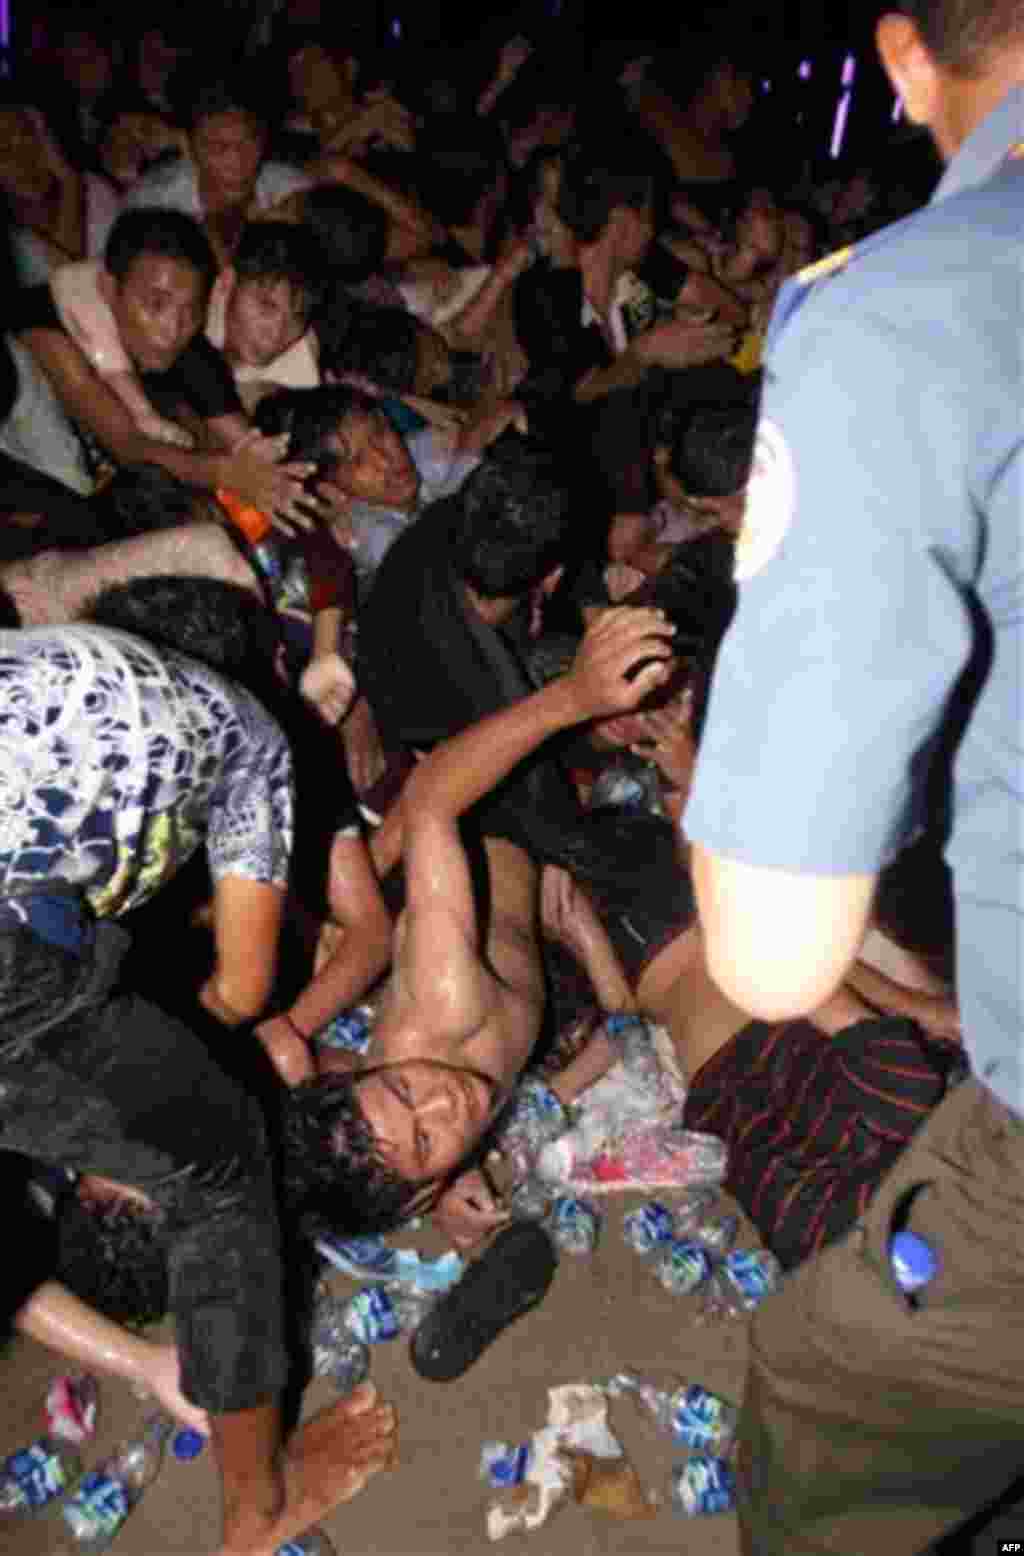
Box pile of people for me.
[0,1,1020,1552]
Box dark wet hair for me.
[450,440,571,599]
[279,1074,427,1236]
[253,384,377,464]
[170,60,276,133]
[96,462,205,538]
[85,575,282,689]
[104,208,217,296]
[304,184,388,282]
[55,1191,169,1327]
[670,403,758,497]
[233,223,328,326]
[557,132,655,242]
[327,304,421,395]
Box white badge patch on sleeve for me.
[733,418,796,582]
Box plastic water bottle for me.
[496,1079,570,1184]
[607,1372,739,1455]
[0,1435,83,1513]
[342,1284,435,1344]
[277,1527,337,1556]
[889,1229,938,1307]
[62,1413,171,1549]
[309,1288,371,1392]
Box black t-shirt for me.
[11,283,242,422]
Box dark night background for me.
[2,0,942,192]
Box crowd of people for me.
[0,1,1020,1553]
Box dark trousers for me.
[0,921,288,1413]
[739,1075,1024,1554]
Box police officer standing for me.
[685,1,1024,1550]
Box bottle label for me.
[5,1442,72,1508]
[671,1386,736,1452]
[63,1472,130,1540]
[346,1286,399,1343]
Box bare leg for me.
[16,1280,209,1438]
[213,1386,397,1556]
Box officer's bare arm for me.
[691,843,876,1019]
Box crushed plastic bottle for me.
[703,1248,783,1317]
[309,1288,371,1392]
[62,1413,172,1549]
[655,1238,714,1295]
[546,1194,600,1255]
[315,1234,463,1293]
[315,1004,374,1055]
[494,1078,571,1184]
[342,1284,435,1344]
[0,1435,83,1514]
[671,1454,736,1516]
[607,1372,739,1456]
[692,1213,739,1257]
[621,1201,675,1254]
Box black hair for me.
[670,403,758,497]
[169,59,277,133]
[556,131,655,242]
[95,462,205,538]
[85,575,282,691]
[232,223,328,327]
[902,0,1024,71]
[55,1191,169,1327]
[326,304,420,395]
[253,384,377,465]
[450,439,571,599]
[415,121,506,228]
[303,184,388,283]
[103,208,218,296]
[280,1074,427,1236]
[92,86,175,142]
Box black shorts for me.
[571,809,697,986]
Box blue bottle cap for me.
[172,1429,206,1461]
[889,1230,938,1293]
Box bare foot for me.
[220,1385,397,1556]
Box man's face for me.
[225,276,308,368]
[355,1059,497,1183]
[104,252,207,374]
[325,411,419,509]
[191,110,265,203]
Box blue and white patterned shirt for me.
[0,627,294,922]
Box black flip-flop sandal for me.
[410,1221,558,1382]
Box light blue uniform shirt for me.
[685,87,1024,1116]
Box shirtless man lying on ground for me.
[271,596,961,1266]
[272,604,678,1242]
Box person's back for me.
[0,621,293,923]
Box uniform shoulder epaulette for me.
[795,244,853,286]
